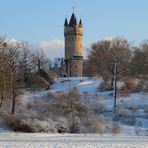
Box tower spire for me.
[64,18,68,26]
[69,8,77,26]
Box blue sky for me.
[0,0,148,58]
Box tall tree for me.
[87,37,131,87]
[3,42,25,114]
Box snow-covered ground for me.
[16,77,148,136]
[0,133,147,148]
[0,77,148,147]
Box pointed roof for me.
[79,19,83,26]
[69,12,77,26]
[64,18,68,26]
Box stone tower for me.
[64,11,83,77]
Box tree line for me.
[84,36,148,84]
[0,36,148,115]
[0,38,53,114]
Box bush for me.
[112,123,122,134]
[69,116,80,133]
[80,114,122,134]
[35,99,45,107]
[143,81,148,93]
[116,105,136,125]
[4,114,55,133]
[4,115,36,132]
[120,85,130,97]
[55,117,69,133]
[121,79,144,95]
[99,81,112,91]
[116,105,135,118]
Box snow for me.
[16,77,148,136]
[0,133,147,148]
[51,77,103,93]
[50,77,148,136]
[0,76,148,147]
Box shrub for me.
[55,117,69,133]
[81,114,114,134]
[4,115,36,132]
[93,96,107,113]
[143,81,148,93]
[120,85,130,97]
[116,105,136,125]
[99,81,112,91]
[121,79,144,95]
[116,105,135,118]
[124,79,137,91]
[35,99,45,107]
[4,114,55,133]
[69,116,80,133]
[82,115,106,133]
[112,123,122,134]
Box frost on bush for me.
[4,113,56,133]
[4,87,124,134]
[116,105,136,118]
[111,123,122,134]
[22,118,55,132]
[116,105,136,125]
[99,81,112,91]
[80,114,122,134]
[95,96,107,113]
[120,79,144,97]
[69,116,81,133]
[4,115,36,132]
[55,117,69,133]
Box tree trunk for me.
[11,93,16,114]
[0,95,4,110]
[113,62,117,116]
[110,76,114,90]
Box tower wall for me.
[64,15,83,77]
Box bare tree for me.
[87,37,132,116]
[131,40,148,77]
[88,37,131,84]
[3,42,26,114]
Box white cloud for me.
[104,37,113,41]
[5,38,22,45]
[38,39,64,60]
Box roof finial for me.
[72,6,76,14]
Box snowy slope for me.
[50,77,103,93]
[3,77,147,136]
[50,77,148,135]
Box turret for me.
[64,18,68,26]
[64,11,83,77]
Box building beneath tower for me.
[64,11,83,77]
